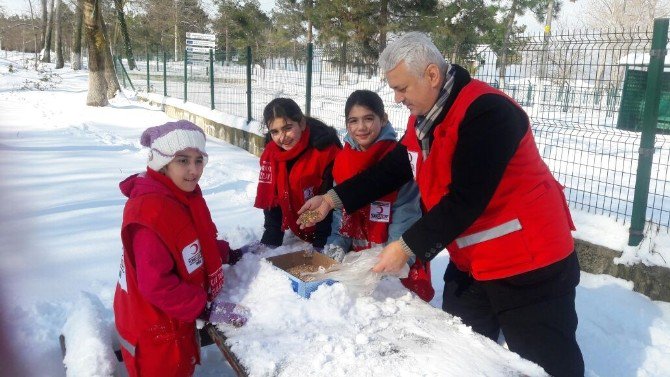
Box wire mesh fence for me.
[451,28,670,231]
[116,24,670,237]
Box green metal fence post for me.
[163,51,167,97]
[117,56,135,91]
[116,56,125,88]
[146,53,150,93]
[246,46,252,122]
[209,49,215,110]
[116,56,122,86]
[628,18,669,246]
[305,43,313,116]
[184,49,188,103]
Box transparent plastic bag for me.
[310,246,410,297]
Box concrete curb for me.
[575,239,670,302]
[137,94,266,157]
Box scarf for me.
[146,168,224,300]
[254,126,313,239]
[333,140,397,244]
[415,64,456,159]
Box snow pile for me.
[215,243,547,376]
[61,292,116,376]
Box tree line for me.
[2,0,668,106]
[1,0,566,68]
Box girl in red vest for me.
[114,120,248,377]
[325,90,434,302]
[254,98,341,250]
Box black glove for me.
[229,241,271,265]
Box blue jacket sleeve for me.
[387,181,422,245]
[325,206,353,251]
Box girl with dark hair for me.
[325,90,434,302]
[253,98,341,249]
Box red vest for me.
[332,141,398,248]
[280,144,340,242]
[401,80,575,280]
[114,193,204,359]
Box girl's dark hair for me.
[263,98,304,127]
[345,90,385,120]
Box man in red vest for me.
[299,32,584,376]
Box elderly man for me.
[299,32,583,376]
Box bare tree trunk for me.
[41,0,54,62]
[338,39,347,85]
[174,23,178,62]
[40,0,47,48]
[538,0,554,79]
[306,0,313,43]
[54,0,63,68]
[99,13,121,98]
[379,0,388,54]
[498,0,518,90]
[28,0,40,70]
[84,0,108,106]
[451,43,460,67]
[225,27,229,64]
[72,0,84,70]
[113,0,136,70]
[173,2,179,62]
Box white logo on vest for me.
[182,239,204,274]
[369,201,391,223]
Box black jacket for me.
[261,119,342,248]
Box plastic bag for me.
[309,247,410,297]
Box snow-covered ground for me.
[1,53,670,376]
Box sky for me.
[1,50,670,376]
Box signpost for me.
[186,46,215,54]
[185,32,216,41]
[185,32,216,62]
[186,39,216,48]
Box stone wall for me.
[139,96,266,157]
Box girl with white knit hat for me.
[113,120,248,377]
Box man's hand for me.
[372,241,410,274]
[297,194,334,229]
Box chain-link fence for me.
[115,20,670,244]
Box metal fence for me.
[115,19,670,245]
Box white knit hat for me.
[140,120,208,171]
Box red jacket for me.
[402,80,575,280]
[257,141,340,243]
[113,172,210,364]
